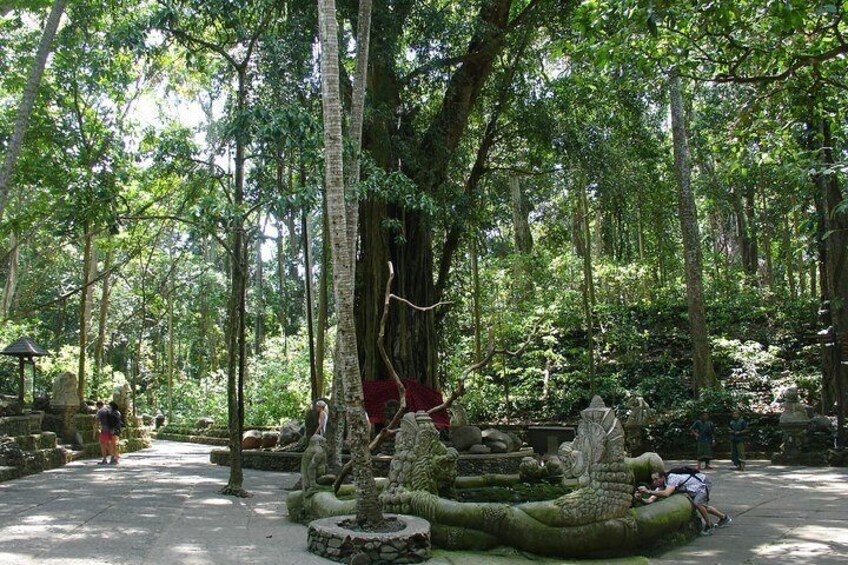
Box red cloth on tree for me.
[361,379,449,428]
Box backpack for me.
[667,467,710,494]
[668,465,701,476]
[106,409,121,431]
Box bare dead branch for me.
[388,295,450,311]
[429,322,539,418]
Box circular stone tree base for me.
[307,514,431,564]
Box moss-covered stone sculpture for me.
[288,397,695,558]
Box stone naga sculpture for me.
[301,435,328,494]
[381,412,458,514]
[625,394,652,427]
[288,397,693,558]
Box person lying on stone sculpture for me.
[638,469,731,536]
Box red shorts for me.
[99,430,113,443]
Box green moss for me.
[445,481,574,504]
[430,548,649,565]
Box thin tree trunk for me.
[669,70,717,394]
[276,213,288,349]
[578,172,596,391]
[744,187,759,278]
[784,214,796,298]
[326,0,374,479]
[223,66,250,497]
[286,197,301,325]
[0,0,66,223]
[303,208,319,399]
[315,197,329,392]
[761,191,773,289]
[317,0,382,528]
[344,0,372,270]
[93,246,113,393]
[470,238,482,362]
[816,116,847,448]
[511,176,533,253]
[254,213,265,354]
[793,203,806,297]
[77,225,94,404]
[1,232,19,319]
[167,280,174,422]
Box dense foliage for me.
[0,1,845,443]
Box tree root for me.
[220,485,252,498]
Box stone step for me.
[0,465,18,482]
[10,432,58,451]
[0,446,67,483]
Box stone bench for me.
[526,426,576,455]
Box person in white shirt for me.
[638,470,732,535]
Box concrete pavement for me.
[0,441,846,564]
[649,460,848,565]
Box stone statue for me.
[381,412,459,512]
[301,435,327,494]
[779,387,809,424]
[625,395,652,428]
[449,402,469,428]
[288,397,693,558]
[51,372,78,408]
[518,456,548,482]
[381,398,634,539]
[112,383,132,418]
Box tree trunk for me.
[744,187,759,278]
[223,66,250,497]
[286,200,302,327]
[355,0,514,391]
[669,70,717,394]
[760,191,773,289]
[167,279,175,422]
[1,232,19,319]
[276,213,288,347]
[93,246,113,393]
[577,172,596,391]
[317,0,383,527]
[730,186,756,281]
[303,208,319,399]
[794,203,806,297]
[784,215,796,298]
[470,238,482,362]
[511,176,533,253]
[77,225,94,404]
[254,213,265,354]
[0,0,66,223]
[316,197,330,392]
[815,117,847,447]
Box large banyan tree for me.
[348,0,544,389]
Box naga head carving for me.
[390,411,458,495]
[558,396,626,480]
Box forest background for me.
[0,0,846,452]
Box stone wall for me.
[210,446,533,477]
[0,412,43,436]
[0,427,69,483]
[307,515,430,564]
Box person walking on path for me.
[107,401,123,465]
[729,409,748,471]
[639,469,732,536]
[691,411,716,470]
[95,400,113,465]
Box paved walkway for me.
[0,441,846,565]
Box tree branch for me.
[712,44,848,84]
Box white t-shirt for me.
[666,472,707,496]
